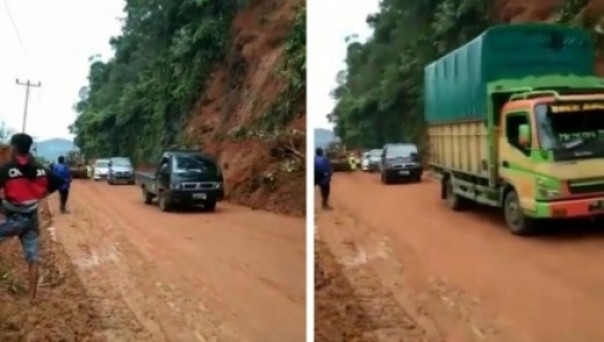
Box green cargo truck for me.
[425,23,604,234]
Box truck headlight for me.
[537,178,559,199]
[171,183,181,190]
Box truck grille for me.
[568,180,604,195]
[113,171,132,178]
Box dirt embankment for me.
[185,0,305,217]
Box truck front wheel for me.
[158,192,172,212]
[503,190,535,235]
[204,200,217,212]
[381,172,389,185]
[444,178,466,211]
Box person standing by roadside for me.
[0,133,64,301]
[314,147,333,209]
[86,163,93,179]
[52,156,72,213]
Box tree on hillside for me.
[330,0,589,150]
[71,0,244,162]
[0,122,16,143]
[330,0,493,150]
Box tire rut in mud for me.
[0,204,104,341]
[315,235,427,341]
[315,238,378,341]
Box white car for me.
[93,159,110,181]
[361,149,382,172]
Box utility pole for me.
[15,79,41,133]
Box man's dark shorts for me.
[0,212,39,263]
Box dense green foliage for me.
[255,4,305,132]
[331,0,589,149]
[71,0,245,162]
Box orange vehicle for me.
[65,150,87,179]
[326,142,351,172]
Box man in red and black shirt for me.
[0,133,64,300]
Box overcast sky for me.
[308,0,379,130]
[0,0,124,141]
[0,1,378,140]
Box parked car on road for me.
[93,158,110,181]
[135,150,224,212]
[361,149,382,172]
[380,143,422,184]
[108,157,135,185]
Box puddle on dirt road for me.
[73,245,121,270]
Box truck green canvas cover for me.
[424,24,594,124]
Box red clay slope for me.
[185,0,305,217]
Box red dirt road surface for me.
[315,172,604,341]
[35,180,305,341]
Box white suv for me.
[93,159,110,181]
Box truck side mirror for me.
[518,124,531,147]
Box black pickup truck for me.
[135,150,224,211]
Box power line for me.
[2,0,26,53]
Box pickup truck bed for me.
[135,171,155,182]
[134,151,225,212]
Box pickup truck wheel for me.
[381,172,389,185]
[204,200,217,212]
[142,187,153,204]
[444,178,466,211]
[158,192,171,212]
[503,190,535,235]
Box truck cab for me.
[379,143,422,183]
[496,91,604,231]
[137,150,224,211]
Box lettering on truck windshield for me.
[535,101,604,160]
[550,102,604,113]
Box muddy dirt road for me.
[316,172,604,341]
[50,180,305,341]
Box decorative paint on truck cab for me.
[497,93,604,218]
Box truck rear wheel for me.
[142,187,153,204]
[444,178,466,211]
[503,190,535,235]
[157,192,171,212]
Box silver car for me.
[361,149,382,172]
[108,157,135,185]
[93,159,110,181]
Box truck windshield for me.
[172,154,215,173]
[535,103,604,159]
[387,145,418,158]
[95,161,109,168]
[111,158,131,167]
